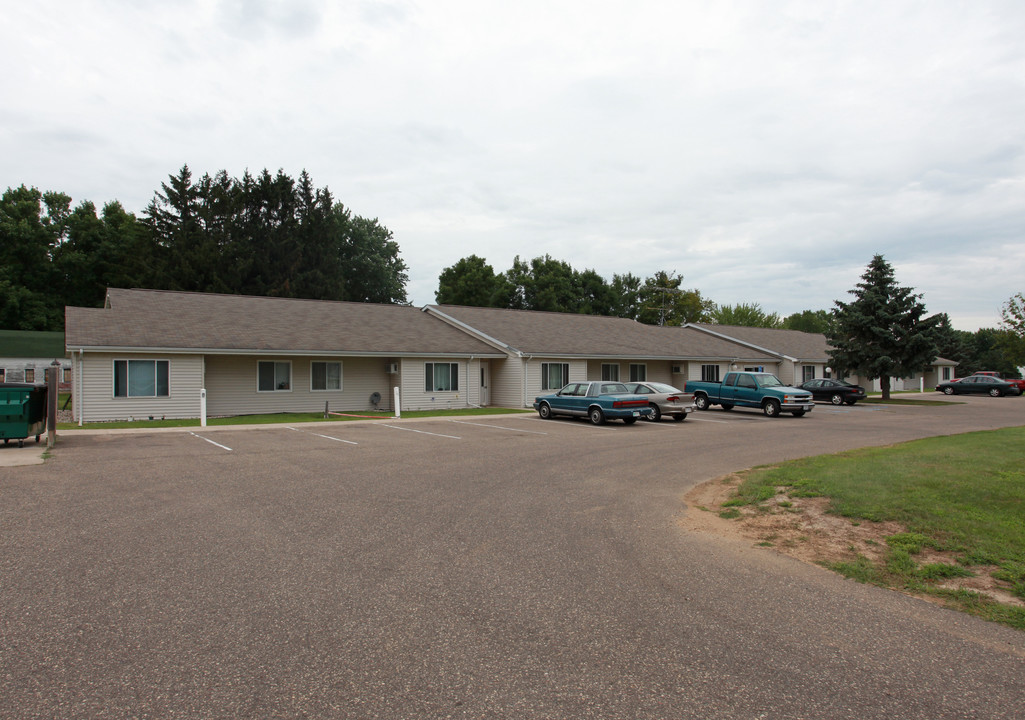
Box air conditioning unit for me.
[385,362,399,374]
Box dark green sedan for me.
[935,374,1022,397]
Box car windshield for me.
[646,382,681,393]
[755,374,784,387]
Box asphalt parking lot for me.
[2,396,1024,719]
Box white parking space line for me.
[382,424,461,440]
[448,420,549,435]
[189,432,233,451]
[286,427,358,445]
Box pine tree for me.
[827,255,939,399]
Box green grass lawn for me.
[57,407,530,430]
[724,426,1025,630]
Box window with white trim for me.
[629,364,646,382]
[802,366,816,382]
[541,362,569,390]
[258,361,291,391]
[24,368,35,383]
[942,367,951,380]
[62,367,72,383]
[425,362,459,392]
[115,359,170,397]
[311,361,342,391]
[601,363,619,381]
[701,364,720,382]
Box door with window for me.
[479,361,490,406]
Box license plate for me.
[632,411,641,416]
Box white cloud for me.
[3,0,1024,329]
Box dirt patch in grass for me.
[681,473,1025,609]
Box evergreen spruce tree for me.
[827,255,939,399]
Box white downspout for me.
[77,350,84,426]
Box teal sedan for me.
[533,381,654,425]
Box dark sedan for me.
[797,378,867,405]
[936,375,1021,397]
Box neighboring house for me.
[0,330,72,387]
[684,322,957,391]
[423,305,776,407]
[64,289,504,423]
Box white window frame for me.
[629,363,647,382]
[24,368,35,383]
[425,362,459,392]
[701,364,720,382]
[310,361,343,392]
[114,359,170,398]
[541,362,570,391]
[802,366,816,382]
[258,360,292,392]
[601,363,620,381]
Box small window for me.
[24,368,35,383]
[62,367,72,383]
[0,368,5,382]
[115,360,170,397]
[701,364,720,382]
[629,364,646,382]
[541,362,569,391]
[311,361,342,391]
[426,362,459,392]
[258,361,291,392]
[942,367,951,380]
[802,366,816,382]
[601,363,620,381]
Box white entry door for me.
[480,361,490,406]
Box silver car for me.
[623,382,696,422]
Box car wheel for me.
[720,404,734,411]
[647,403,661,421]
[694,395,709,411]
[589,407,606,425]
[830,393,844,405]
[990,388,1002,397]
[623,417,637,425]
[538,402,552,419]
[672,414,686,422]
[943,387,955,395]
[792,409,806,417]
[763,399,781,417]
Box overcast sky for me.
[4,1,1023,330]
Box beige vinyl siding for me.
[400,358,476,411]
[205,355,396,416]
[487,357,524,408]
[76,352,204,422]
[526,358,586,400]
[585,360,675,385]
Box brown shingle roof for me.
[687,323,831,360]
[428,305,777,361]
[65,289,503,356]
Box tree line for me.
[2,170,1021,379]
[434,254,830,331]
[0,166,408,331]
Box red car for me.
[975,371,1025,393]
